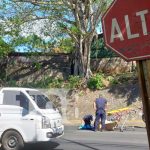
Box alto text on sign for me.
[102,0,150,61]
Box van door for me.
[2,90,37,142]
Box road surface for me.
[23,126,149,150]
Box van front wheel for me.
[2,130,24,150]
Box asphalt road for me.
[0,126,149,150]
[25,126,149,150]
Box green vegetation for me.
[87,74,105,90]
[0,37,13,57]
[4,72,137,90]
[91,38,117,58]
[28,76,81,89]
[58,38,75,53]
[106,76,119,85]
[67,76,81,89]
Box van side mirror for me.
[0,93,4,104]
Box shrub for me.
[106,76,119,85]
[7,79,17,87]
[67,75,81,89]
[48,78,63,88]
[87,74,105,90]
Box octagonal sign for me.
[102,0,150,61]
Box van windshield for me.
[27,91,56,110]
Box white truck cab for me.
[0,87,64,150]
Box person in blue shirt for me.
[79,114,94,130]
[93,94,107,132]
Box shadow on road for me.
[0,141,62,150]
[61,138,100,150]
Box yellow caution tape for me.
[107,107,132,115]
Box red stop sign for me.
[102,0,150,61]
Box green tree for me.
[0,37,13,57]
[91,37,116,58]
[56,0,110,78]
[58,38,74,53]
[1,0,113,78]
[0,0,61,52]
[0,37,13,79]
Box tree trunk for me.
[0,57,8,80]
[71,45,84,77]
[71,37,93,78]
[83,38,93,79]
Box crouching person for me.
[79,114,94,130]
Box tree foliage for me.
[0,0,62,54]
[0,37,13,57]
[58,38,74,53]
[91,38,117,58]
[0,0,113,77]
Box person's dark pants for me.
[94,111,106,131]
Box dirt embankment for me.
[64,78,144,126]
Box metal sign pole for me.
[137,60,150,149]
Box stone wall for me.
[5,53,136,85]
[6,54,71,85]
[91,57,136,74]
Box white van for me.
[0,87,64,150]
